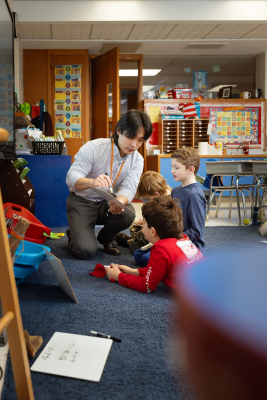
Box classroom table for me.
[205,160,267,225]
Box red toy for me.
[4,202,51,244]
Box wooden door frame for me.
[89,53,147,171]
[90,48,120,139]
[90,54,143,109]
[119,55,143,109]
[47,49,90,143]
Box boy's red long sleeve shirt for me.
[118,235,203,293]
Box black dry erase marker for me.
[105,172,113,193]
[90,331,122,343]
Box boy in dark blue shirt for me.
[134,147,206,267]
[170,147,206,251]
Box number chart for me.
[55,65,82,139]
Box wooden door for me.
[91,48,120,139]
[50,53,89,161]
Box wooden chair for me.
[0,128,34,399]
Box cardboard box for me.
[172,89,192,99]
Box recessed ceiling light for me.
[119,69,161,77]
[208,84,238,92]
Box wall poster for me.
[55,65,82,139]
[0,65,14,142]
[193,71,207,92]
[201,100,266,151]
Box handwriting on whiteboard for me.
[42,342,79,363]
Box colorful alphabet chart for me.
[209,107,259,145]
[55,65,82,139]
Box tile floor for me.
[133,197,255,226]
[0,197,256,396]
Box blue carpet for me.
[3,225,261,400]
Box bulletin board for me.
[0,65,13,142]
[200,100,266,151]
[54,65,82,139]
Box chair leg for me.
[259,189,266,221]
[244,189,253,221]
[215,192,222,218]
[263,189,266,218]
[240,190,247,220]
[206,177,215,222]
[229,191,233,218]
[229,176,235,218]
[236,176,242,226]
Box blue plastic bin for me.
[10,236,51,284]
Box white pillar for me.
[255,52,267,98]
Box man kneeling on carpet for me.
[105,196,203,293]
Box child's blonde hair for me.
[136,171,171,199]
[171,147,200,175]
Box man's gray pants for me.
[66,192,135,259]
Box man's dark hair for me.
[113,109,153,146]
[142,196,184,240]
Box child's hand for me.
[138,218,144,226]
[115,264,139,276]
[116,264,133,274]
[105,264,121,281]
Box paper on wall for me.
[207,123,212,135]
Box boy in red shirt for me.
[105,196,203,293]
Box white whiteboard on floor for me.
[31,332,113,382]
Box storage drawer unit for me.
[158,118,209,153]
[194,119,210,149]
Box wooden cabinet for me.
[0,159,35,214]
[193,119,210,150]
[158,118,210,153]
[159,119,178,154]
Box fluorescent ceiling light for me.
[143,85,155,93]
[208,84,238,93]
[119,69,161,77]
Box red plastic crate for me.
[4,202,51,244]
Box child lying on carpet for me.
[114,171,172,259]
[133,147,207,267]
[105,196,203,293]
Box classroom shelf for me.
[158,118,210,153]
[15,112,32,128]
[0,159,35,214]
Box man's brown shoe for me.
[97,230,121,256]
